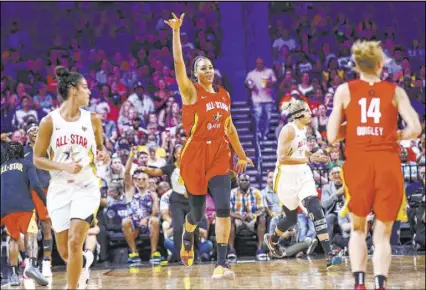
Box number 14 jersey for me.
[344,79,399,159]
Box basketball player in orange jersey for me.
[327,40,422,290]
[34,66,110,289]
[165,13,253,279]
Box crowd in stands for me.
[0,1,425,267]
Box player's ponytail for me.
[55,65,83,101]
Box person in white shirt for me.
[127,81,155,121]
[245,58,277,141]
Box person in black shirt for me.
[0,142,48,286]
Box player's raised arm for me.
[327,83,348,144]
[165,13,197,105]
[394,86,422,140]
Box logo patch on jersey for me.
[56,127,61,131]
[212,112,223,122]
[82,126,87,132]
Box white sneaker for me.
[78,251,93,289]
[78,267,89,289]
[42,259,52,277]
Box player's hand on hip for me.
[62,162,82,174]
[164,13,185,30]
[236,157,254,174]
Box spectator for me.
[153,79,174,110]
[261,170,282,231]
[229,174,267,261]
[311,104,329,137]
[122,153,161,264]
[147,144,166,168]
[158,96,176,128]
[102,156,125,188]
[400,146,418,182]
[245,58,277,141]
[12,96,38,129]
[98,107,118,142]
[96,60,109,85]
[127,81,155,121]
[297,72,314,96]
[327,147,344,169]
[321,166,345,241]
[32,83,54,113]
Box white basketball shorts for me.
[273,164,318,211]
[47,179,100,233]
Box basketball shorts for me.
[340,152,407,222]
[31,188,49,221]
[1,211,38,240]
[273,164,318,211]
[47,179,100,233]
[130,216,152,237]
[180,138,231,195]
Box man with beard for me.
[228,174,267,262]
[127,81,154,121]
[23,122,53,277]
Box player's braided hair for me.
[5,141,24,162]
[55,66,83,101]
[282,99,307,119]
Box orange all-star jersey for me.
[179,83,232,195]
[341,79,406,222]
[344,79,400,159]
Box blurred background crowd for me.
[0,1,424,268]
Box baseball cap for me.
[291,90,300,96]
[133,81,144,90]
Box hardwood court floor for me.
[5,255,425,289]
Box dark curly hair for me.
[5,141,24,162]
[55,66,83,101]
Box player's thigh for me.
[70,182,101,224]
[342,160,374,218]
[373,155,404,222]
[298,170,319,206]
[276,172,299,211]
[180,142,208,194]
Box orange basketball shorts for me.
[32,188,49,221]
[341,151,405,222]
[180,138,231,195]
[1,211,34,240]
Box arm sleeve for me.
[27,162,46,206]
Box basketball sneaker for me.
[78,250,94,289]
[227,248,237,263]
[255,249,267,261]
[326,252,343,269]
[212,263,235,280]
[150,251,162,265]
[128,252,141,264]
[263,234,285,258]
[24,265,49,286]
[9,273,21,287]
[42,259,52,277]
[180,230,194,267]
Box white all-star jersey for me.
[47,108,97,184]
[276,121,307,164]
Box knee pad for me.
[187,193,206,224]
[216,208,230,218]
[302,196,327,234]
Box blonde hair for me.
[282,99,306,119]
[351,40,388,75]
